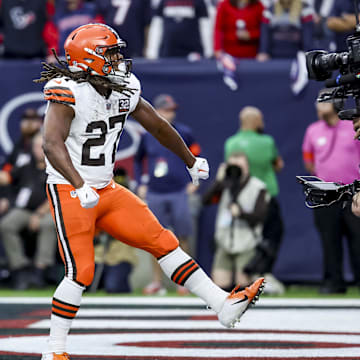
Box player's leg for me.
[97,184,265,327]
[43,184,97,359]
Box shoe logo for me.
[231,295,248,305]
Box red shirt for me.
[214,0,263,58]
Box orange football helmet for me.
[64,23,131,78]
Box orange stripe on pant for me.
[46,182,179,286]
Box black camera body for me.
[298,2,360,208]
[306,1,360,120]
[296,176,360,208]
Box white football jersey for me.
[43,73,141,188]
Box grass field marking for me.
[2,297,360,306]
[76,308,215,317]
[1,332,360,358]
[27,308,360,333]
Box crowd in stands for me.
[0,0,355,61]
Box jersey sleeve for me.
[128,73,142,113]
[43,78,76,109]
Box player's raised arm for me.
[131,97,209,185]
[43,102,99,208]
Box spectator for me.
[214,0,264,59]
[52,0,100,56]
[134,94,201,295]
[2,108,43,171]
[0,132,58,290]
[0,0,57,59]
[312,0,334,49]
[224,106,284,287]
[146,0,212,59]
[302,100,360,294]
[95,0,152,58]
[0,108,43,214]
[257,0,314,61]
[327,0,359,52]
[203,152,269,290]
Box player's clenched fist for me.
[76,183,99,208]
[187,157,209,185]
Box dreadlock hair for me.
[34,49,136,98]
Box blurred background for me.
[0,0,359,296]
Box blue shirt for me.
[260,1,314,58]
[54,1,97,55]
[156,0,208,57]
[95,0,152,58]
[330,0,360,52]
[134,122,199,193]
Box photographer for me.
[302,100,360,294]
[224,106,284,282]
[203,152,269,290]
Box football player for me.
[35,23,265,360]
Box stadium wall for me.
[0,58,354,283]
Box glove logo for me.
[70,190,77,198]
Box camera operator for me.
[203,152,269,290]
[302,100,360,294]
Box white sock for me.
[159,247,228,313]
[47,277,85,354]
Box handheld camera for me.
[306,0,360,120]
[296,176,360,208]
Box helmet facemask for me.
[96,43,132,82]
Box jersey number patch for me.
[81,115,126,166]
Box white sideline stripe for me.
[2,297,360,306]
[2,333,360,357]
[29,309,360,332]
[76,309,214,317]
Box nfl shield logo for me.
[106,103,111,110]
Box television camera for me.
[298,1,360,208]
[306,0,360,120]
[296,176,360,208]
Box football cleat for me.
[217,277,265,328]
[41,353,71,360]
